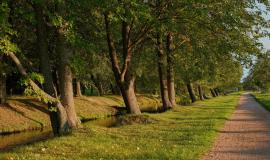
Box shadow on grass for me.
[14,99,50,115]
[4,103,45,128]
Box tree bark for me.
[198,85,204,101]
[104,13,141,114]
[8,52,71,135]
[0,73,6,104]
[187,83,196,103]
[214,88,219,96]
[56,30,80,128]
[166,32,176,107]
[33,3,56,97]
[76,79,82,97]
[203,93,209,99]
[210,88,217,97]
[55,0,80,128]
[33,2,59,135]
[157,33,172,111]
[121,77,141,114]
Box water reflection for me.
[85,116,118,127]
[0,128,53,151]
[0,116,118,151]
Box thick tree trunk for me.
[157,34,172,111]
[8,52,70,134]
[104,13,141,114]
[0,74,6,104]
[56,31,80,129]
[166,32,176,107]
[120,77,141,114]
[76,80,82,97]
[187,83,196,103]
[210,88,217,97]
[33,3,60,135]
[198,85,204,101]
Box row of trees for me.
[243,52,270,92]
[0,0,269,135]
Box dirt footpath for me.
[203,93,270,160]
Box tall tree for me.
[166,32,176,107]
[102,1,153,114]
[156,33,172,110]
[187,83,196,103]
[32,1,59,134]
[55,0,80,128]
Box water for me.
[85,116,119,127]
[0,117,117,151]
[0,128,53,151]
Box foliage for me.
[243,53,270,92]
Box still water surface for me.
[0,116,118,151]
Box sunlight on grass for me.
[1,93,241,160]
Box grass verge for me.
[251,92,270,111]
[1,92,241,160]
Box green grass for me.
[251,92,270,111]
[1,93,241,160]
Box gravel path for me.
[203,93,270,160]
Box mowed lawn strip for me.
[1,93,241,160]
[252,92,270,111]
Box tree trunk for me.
[187,83,196,103]
[198,85,204,101]
[34,3,56,97]
[203,93,209,99]
[97,83,104,96]
[0,74,6,104]
[157,33,172,111]
[76,80,82,97]
[214,88,219,96]
[166,32,176,107]
[210,88,217,97]
[120,77,141,114]
[8,52,70,135]
[33,2,59,135]
[56,31,80,129]
[104,13,141,114]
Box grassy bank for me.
[251,92,270,111]
[1,93,241,160]
[0,95,161,134]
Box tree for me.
[0,0,81,135]
[101,1,153,114]
[55,0,80,128]
[244,53,270,92]
[156,33,172,110]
